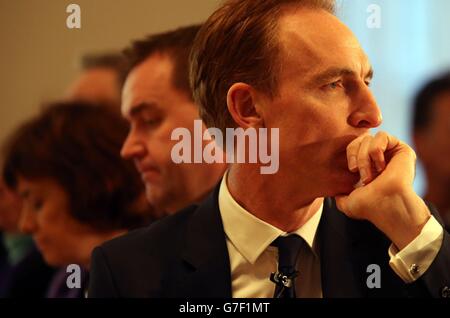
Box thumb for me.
[335,195,348,213]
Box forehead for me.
[121,53,176,116]
[277,8,370,79]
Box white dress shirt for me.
[218,171,444,298]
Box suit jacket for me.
[89,184,450,298]
[46,268,89,298]
[0,244,56,298]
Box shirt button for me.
[441,286,450,298]
[409,264,419,275]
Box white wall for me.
[338,0,450,193]
[0,0,220,145]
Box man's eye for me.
[140,116,161,127]
[326,80,343,90]
[144,119,159,126]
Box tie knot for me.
[272,235,304,275]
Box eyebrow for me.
[128,102,159,119]
[311,67,374,85]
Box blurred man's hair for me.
[124,25,201,99]
[80,52,128,86]
[413,72,450,132]
[190,0,335,132]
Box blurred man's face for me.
[66,67,121,108]
[257,8,382,199]
[121,53,215,213]
[415,92,450,179]
[0,179,22,233]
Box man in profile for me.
[119,25,227,214]
[89,0,449,298]
[413,72,450,231]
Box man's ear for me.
[227,83,264,129]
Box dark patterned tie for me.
[270,235,304,298]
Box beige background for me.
[0,0,220,146]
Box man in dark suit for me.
[89,0,450,298]
[119,25,227,215]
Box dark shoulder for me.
[100,203,198,257]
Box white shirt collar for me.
[218,171,323,265]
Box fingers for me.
[369,131,388,173]
[346,137,362,173]
[356,135,373,185]
[346,131,397,186]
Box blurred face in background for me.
[415,92,450,180]
[17,177,100,267]
[65,67,122,108]
[121,53,222,213]
[0,179,22,233]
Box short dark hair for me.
[2,101,150,231]
[190,0,335,132]
[413,72,450,132]
[81,52,128,87]
[123,24,201,99]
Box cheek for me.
[44,225,82,265]
[143,127,175,166]
[37,214,64,243]
[267,98,344,144]
[36,225,69,266]
[277,113,342,152]
[424,134,448,160]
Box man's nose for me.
[19,207,37,234]
[121,131,146,159]
[348,84,383,129]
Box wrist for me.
[384,189,431,250]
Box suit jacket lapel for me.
[173,189,387,298]
[176,183,232,297]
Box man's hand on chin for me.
[335,131,431,250]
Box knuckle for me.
[375,131,387,139]
[362,135,373,143]
[369,147,383,158]
[346,141,358,153]
[357,157,371,167]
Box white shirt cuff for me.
[388,216,444,283]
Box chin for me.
[146,187,169,212]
